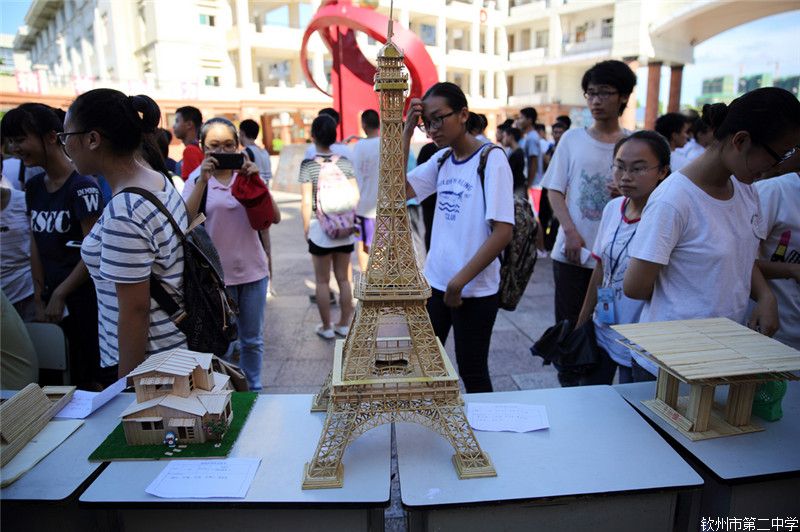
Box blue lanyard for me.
[608,199,637,281]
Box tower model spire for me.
[302,21,495,490]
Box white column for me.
[93,7,107,80]
[549,12,562,59]
[437,14,447,81]
[80,37,93,78]
[236,0,253,90]
[470,10,481,99]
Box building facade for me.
[5,0,798,146]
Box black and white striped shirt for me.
[82,176,188,367]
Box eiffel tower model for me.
[302,14,496,490]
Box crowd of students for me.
[1,60,798,394]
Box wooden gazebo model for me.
[302,15,495,489]
[613,318,800,441]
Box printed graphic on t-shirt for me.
[77,187,101,211]
[578,169,611,221]
[771,230,798,263]
[437,176,476,222]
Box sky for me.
[1,0,798,108]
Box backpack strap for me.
[244,147,255,162]
[435,149,452,173]
[194,175,208,216]
[121,187,186,318]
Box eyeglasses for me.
[56,131,91,146]
[584,90,619,102]
[758,141,799,167]
[417,111,456,134]
[203,142,239,152]
[611,163,662,178]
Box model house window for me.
[141,422,153,430]
[226,403,232,417]
[601,18,613,39]
[154,383,173,392]
[199,13,216,26]
[186,427,195,439]
[154,420,164,430]
[534,75,548,93]
[189,373,195,389]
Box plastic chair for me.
[24,323,70,385]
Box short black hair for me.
[507,127,522,142]
[689,116,710,136]
[520,107,537,123]
[156,128,172,159]
[1,103,64,139]
[311,115,337,147]
[422,82,468,112]
[552,121,568,131]
[534,123,546,134]
[478,113,488,131]
[500,118,514,129]
[556,115,571,129]
[199,117,239,148]
[614,130,671,171]
[467,112,483,134]
[361,109,380,131]
[239,118,260,139]
[581,60,637,114]
[654,113,689,141]
[175,106,202,130]
[318,107,340,125]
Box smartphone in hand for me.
[213,153,245,170]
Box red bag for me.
[231,172,274,230]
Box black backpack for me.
[436,144,538,311]
[123,187,238,356]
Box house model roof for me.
[121,386,232,417]
[127,349,213,378]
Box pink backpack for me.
[314,155,357,239]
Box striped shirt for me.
[81,177,188,367]
[0,188,34,303]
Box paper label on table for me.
[55,377,126,419]
[466,402,550,433]
[145,458,261,499]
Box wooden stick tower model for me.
[302,6,495,489]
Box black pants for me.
[58,283,102,388]
[538,189,558,251]
[552,260,593,387]
[427,288,499,393]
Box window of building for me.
[204,76,220,87]
[507,75,514,95]
[154,383,173,392]
[199,13,216,26]
[520,29,531,50]
[535,30,548,49]
[452,28,467,51]
[534,75,548,93]
[154,420,164,430]
[601,18,613,39]
[702,77,724,94]
[420,24,436,46]
[141,421,153,430]
[264,6,289,27]
[575,23,587,43]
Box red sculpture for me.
[300,0,439,140]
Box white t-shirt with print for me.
[754,172,800,350]
[628,172,766,375]
[591,197,645,367]
[407,145,515,297]
[541,127,622,269]
[351,137,380,218]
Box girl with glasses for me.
[69,89,187,380]
[575,131,670,385]
[624,87,800,380]
[182,118,280,391]
[1,103,104,388]
[403,82,515,393]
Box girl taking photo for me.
[624,87,800,379]
[576,131,671,385]
[1,103,104,388]
[403,82,515,393]
[183,117,280,392]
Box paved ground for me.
[261,189,561,530]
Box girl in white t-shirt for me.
[403,82,515,393]
[576,131,671,385]
[625,87,800,380]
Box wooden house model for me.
[121,349,233,445]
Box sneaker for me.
[334,325,349,337]
[536,249,549,259]
[315,324,335,340]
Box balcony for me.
[261,84,330,104]
[562,37,612,55]
[508,0,548,22]
[508,92,550,106]
[508,47,547,68]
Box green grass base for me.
[88,392,258,462]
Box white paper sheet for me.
[55,377,126,419]
[466,402,550,433]
[145,458,261,499]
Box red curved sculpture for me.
[300,0,439,140]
